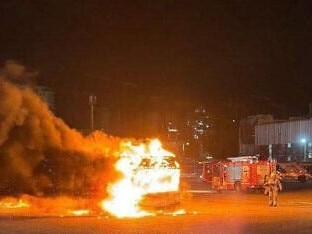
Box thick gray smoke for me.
[0,61,122,198]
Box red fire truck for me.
[200,156,276,192]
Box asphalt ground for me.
[1,177,312,234]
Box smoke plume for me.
[0,61,123,198]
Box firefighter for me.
[267,171,282,207]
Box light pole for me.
[301,138,307,161]
[89,94,97,131]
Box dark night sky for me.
[1,0,312,125]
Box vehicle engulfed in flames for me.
[0,139,182,218]
[137,155,181,209]
[101,139,182,218]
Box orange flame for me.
[68,209,90,216]
[101,139,180,218]
[0,198,30,209]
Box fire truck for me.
[200,156,276,192]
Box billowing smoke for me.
[0,61,123,198]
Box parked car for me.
[276,162,312,183]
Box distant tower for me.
[89,94,97,131]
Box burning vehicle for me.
[101,139,182,218]
[0,139,182,218]
[137,155,181,210]
[0,62,182,218]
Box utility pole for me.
[89,94,97,131]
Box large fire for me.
[0,139,181,218]
[101,139,181,218]
[0,62,182,218]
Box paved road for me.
[1,178,312,234]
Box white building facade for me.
[239,115,312,162]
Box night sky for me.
[1,0,312,128]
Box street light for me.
[300,138,307,161]
[89,94,97,131]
